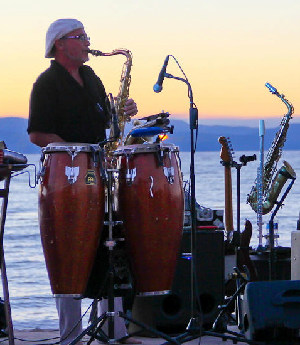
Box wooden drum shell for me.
[39,144,105,296]
[115,144,184,295]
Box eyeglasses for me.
[61,34,90,42]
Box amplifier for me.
[130,230,224,334]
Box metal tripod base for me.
[159,317,203,345]
[69,310,181,345]
[160,323,264,345]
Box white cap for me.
[45,18,84,58]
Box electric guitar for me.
[218,136,234,234]
[219,136,257,282]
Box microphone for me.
[153,55,169,93]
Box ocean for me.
[2,149,300,330]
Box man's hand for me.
[124,98,138,117]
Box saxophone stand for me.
[268,177,296,281]
[69,165,180,345]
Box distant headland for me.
[1,116,299,154]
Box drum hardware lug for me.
[40,152,45,164]
[66,149,80,161]
[96,149,106,178]
[156,150,164,167]
[37,166,46,180]
[92,151,99,167]
[126,168,136,184]
[163,166,175,184]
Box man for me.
[27,18,139,345]
[28,18,137,146]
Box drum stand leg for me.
[0,171,15,345]
[69,168,180,345]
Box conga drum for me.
[114,143,184,295]
[39,143,105,296]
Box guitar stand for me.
[69,167,180,345]
[204,154,258,344]
[212,267,249,332]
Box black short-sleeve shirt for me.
[27,60,110,144]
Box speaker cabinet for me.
[250,247,291,281]
[130,230,224,334]
[243,280,300,342]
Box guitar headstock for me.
[218,136,234,164]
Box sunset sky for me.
[1,0,300,126]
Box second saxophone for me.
[247,83,296,214]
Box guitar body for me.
[237,219,258,281]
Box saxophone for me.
[247,83,296,214]
[88,48,133,152]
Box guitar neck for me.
[224,164,234,232]
[218,136,234,233]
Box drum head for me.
[42,143,102,154]
[113,143,179,156]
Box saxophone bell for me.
[248,160,296,214]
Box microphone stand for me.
[157,72,261,345]
[162,73,203,342]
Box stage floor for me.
[1,328,247,345]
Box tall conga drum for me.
[39,143,105,296]
[115,143,184,295]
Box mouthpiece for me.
[265,82,278,95]
[88,49,104,56]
